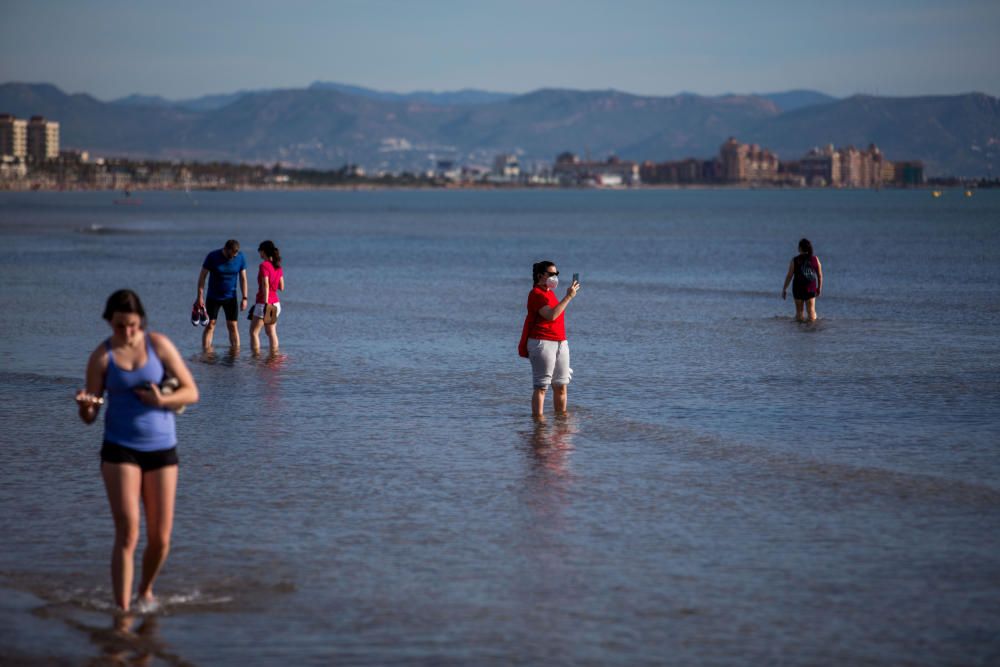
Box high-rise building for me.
[839,146,862,187]
[0,114,28,159]
[27,115,59,162]
[801,145,841,187]
[719,137,779,183]
[801,144,892,188]
[720,137,748,182]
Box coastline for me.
[0,182,968,193]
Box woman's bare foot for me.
[132,594,160,615]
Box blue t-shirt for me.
[203,249,247,300]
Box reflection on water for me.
[195,346,240,367]
[37,606,182,667]
[524,414,577,481]
[89,613,164,667]
[195,347,287,369]
[256,351,286,445]
[519,414,578,537]
[257,350,288,370]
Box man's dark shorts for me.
[206,297,239,322]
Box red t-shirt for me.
[527,287,566,341]
[255,261,283,304]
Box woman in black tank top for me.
[782,238,823,322]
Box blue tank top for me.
[104,334,176,452]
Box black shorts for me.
[206,297,239,322]
[101,441,179,472]
[792,286,817,302]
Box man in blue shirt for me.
[196,239,248,349]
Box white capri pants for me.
[527,338,572,389]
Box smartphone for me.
[572,272,579,284]
[138,381,154,390]
[77,392,104,405]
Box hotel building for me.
[0,114,28,159]
[27,115,60,162]
[719,137,779,183]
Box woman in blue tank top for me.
[76,290,199,613]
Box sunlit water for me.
[1,189,998,665]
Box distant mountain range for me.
[2,82,997,176]
[111,82,518,112]
[109,83,836,115]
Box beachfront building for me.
[839,145,888,188]
[719,137,780,184]
[856,144,889,188]
[801,143,894,188]
[893,161,925,186]
[27,115,59,163]
[435,159,462,182]
[0,114,28,159]
[552,153,640,186]
[839,146,863,187]
[492,154,520,181]
[800,145,841,187]
[880,159,896,184]
[0,155,28,182]
[640,158,705,185]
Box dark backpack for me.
[797,255,817,283]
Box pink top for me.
[255,261,283,304]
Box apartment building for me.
[719,137,779,183]
[0,114,28,159]
[27,115,60,162]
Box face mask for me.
[546,275,559,289]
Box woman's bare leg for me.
[264,323,279,351]
[552,384,568,413]
[249,317,264,352]
[102,462,143,611]
[137,465,177,603]
[805,298,817,321]
[794,299,806,322]
[532,387,547,419]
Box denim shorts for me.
[527,338,572,388]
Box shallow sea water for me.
[1,189,998,665]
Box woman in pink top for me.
[249,240,285,352]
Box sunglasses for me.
[546,271,559,277]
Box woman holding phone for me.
[75,289,199,613]
[518,260,580,419]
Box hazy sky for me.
[2,0,998,100]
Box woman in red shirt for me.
[518,260,580,419]
[249,240,285,353]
